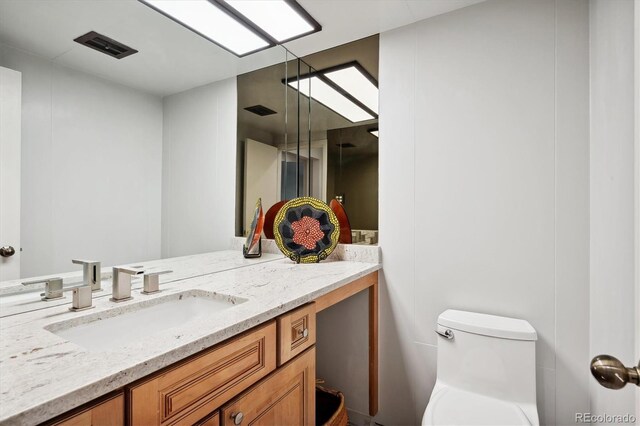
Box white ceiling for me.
[0,0,483,97]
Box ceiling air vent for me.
[74,31,138,59]
[336,143,356,148]
[244,105,277,116]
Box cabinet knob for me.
[231,412,244,425]
[299,328,309,338]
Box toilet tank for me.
[435,310,538,405]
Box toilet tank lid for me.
[437,310,537,341]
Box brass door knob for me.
[0,246,15,257]
[590,355,640,389]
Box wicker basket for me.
[316,385,348,426]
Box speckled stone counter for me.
[0,251,380,425]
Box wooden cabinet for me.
[49,392,124,426]
[220,347,316,426]
[276,303,316,366]
[127,322,276,426]
[195,412,220,426]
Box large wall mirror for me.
[237,35,379,245]
[0,0,294,285]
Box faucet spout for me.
[110,266,144,302]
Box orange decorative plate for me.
[273,197,340,263]
[329,199,352,244]
[264,200,287,239]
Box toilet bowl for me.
[422,310,540,425]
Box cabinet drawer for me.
[277,303,316,366]
[221,347,316,426]
[49,392,124,426]
[128,321,276,426]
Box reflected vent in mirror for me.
[74,31,138,59]
[336,143,356,148]
[244,105,277,116]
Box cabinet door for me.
[195,412,220,426]
[128,322,276,426]
[221,347,315,426]
[51,393,124,426]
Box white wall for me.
[589,0,637,420]
[376,1,590,425]
[0,44,163,277]
[161,78,236,258]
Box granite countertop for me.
[0,249,380,425]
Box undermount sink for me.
[45,290,246,351]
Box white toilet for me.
[422,310,540,425]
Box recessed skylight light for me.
[140,0,270,56]
[324,66,379,114]
[288,77,375,123]
[222,0,317,42]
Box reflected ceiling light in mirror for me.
[288,77,375,123]
[139,0,271,57]
[368,129,379,137]
[221,0,320,43]
[324,65,378,114]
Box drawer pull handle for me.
[298,328,309,338]
[232,412,244,425]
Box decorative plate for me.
[273,197,340,263]
[264,200,288,239]
[244,198,264,255]
[329,199,352,244]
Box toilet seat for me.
[422,386,533,426]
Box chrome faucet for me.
[142,270,173,294]
[22,277,64,301]
[111,266,144,302]
[71,259,102,291]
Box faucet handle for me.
[142,270,173,295]
[22,277,64,301]
[61,284,94,311]
[71,259,102,291]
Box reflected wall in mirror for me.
[0,0,287,282]
[237,35,379,245]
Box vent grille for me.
[74,31,138,59]
[336,143,356,148]
[244,105,277,116]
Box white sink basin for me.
[46,290,246,351]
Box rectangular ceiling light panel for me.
[223,0,318,42]
[141,0,270,56]
[324,66,379,114]
[288,77,375,123]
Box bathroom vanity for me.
[0,246,380,425]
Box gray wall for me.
[375,1,590,424]
[0,43,163,277]
[161,78,237,258]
